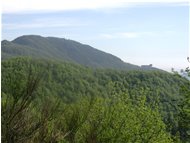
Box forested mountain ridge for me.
[2,35,190,142]
[2,57,190,142]
[2,35,158,70]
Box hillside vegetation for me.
[2,35,159,70]
[2,57,190,142]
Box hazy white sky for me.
[1,0,190,71]
[2,0,188,13]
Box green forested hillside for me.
[2,57,190,142]
[2,35,158,70]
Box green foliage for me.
[1,66,42,142]
[178,80,190,142]
[2,57,189,142]
[74,94,172,143]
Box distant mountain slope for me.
[2,35,156,70]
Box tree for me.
[74,93,172,143]
[178,57,190,142]
[1,66,42,142]
[1,61,60,143]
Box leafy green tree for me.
[1,60,61,143]
[1,66,42,142]
[74,93,172,143]
[178,58,190,142]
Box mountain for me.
[2,35,157,70]
[2,57,189,142]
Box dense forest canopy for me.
[2,57,190,143]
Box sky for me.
[1,0,190,71]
